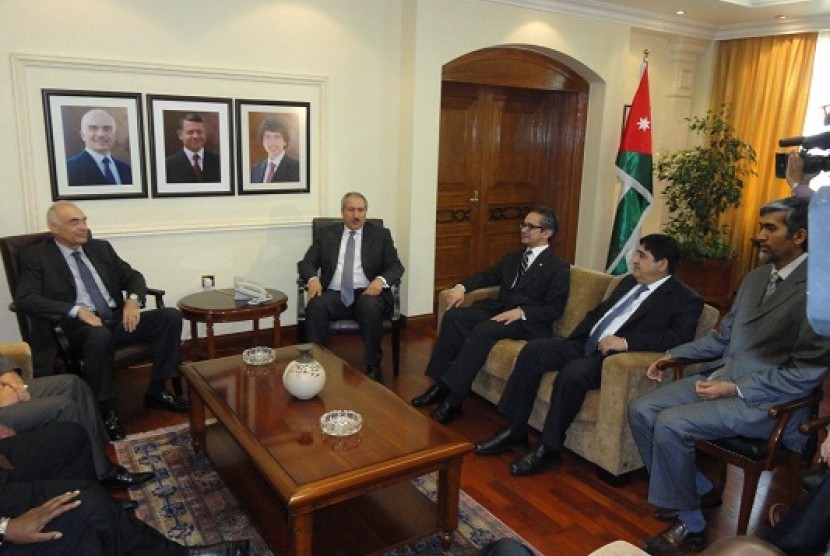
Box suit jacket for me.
[250,155,300,183]
[165,150,221,183]
[670,261,830,413]
[569,274,703,353]
[461,248,570,338]
[297,221,405,303]
[66,151,132,186]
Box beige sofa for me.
[437,266,719,478]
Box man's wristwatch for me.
[127,293,139,302]
[0,516,10,545]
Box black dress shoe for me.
[640,521,707,556]
[510,443,560,476]
[411,384,448,407]
[187,539,251,556]
[144,390,190,413]
[475,428,529,456]
[99,465,155,490]
[365,365,382,381]
[652,488,723,522]
[430,400,462,424]
[104,410,125,441]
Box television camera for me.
[775,131,830,179]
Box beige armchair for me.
[0,341,34,381]
[437,266,720,478]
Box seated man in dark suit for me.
[0,371,152,489]
[66,109,132,186]
[0,421,250,555]
[411,206,570,425]
[475,234,702,476]
[250,118,300,183]
[165,113,221,183]
[14,201,188,441]
[629,197,830,556]
[297,192,405,380]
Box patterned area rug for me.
[114,424,538,556]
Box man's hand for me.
[491,308,522,325]
[646,354,671,382]
[786,151,819,188]
[597,335,627,356]
[5,490,82,544]
[0,424,16,439]
[76,307,102,327]
[0,372,30,404]
[121,299,141,333]
[820,434,830,465]
[362,277,384,297]
[306,277,322,299]
[445,285,465,309]
[695,380,737,400]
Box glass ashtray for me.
[320,409,362,437]
[242,346,276,366]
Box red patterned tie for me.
[192,154,203,182]
[265,162,276,182]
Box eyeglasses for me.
[519,222,545,231]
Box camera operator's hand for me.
[787,151,820,189]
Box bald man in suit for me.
[629,197,830,556]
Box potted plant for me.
[654,106,757,307]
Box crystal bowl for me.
[320,409,362,437]
[242,346,276,366]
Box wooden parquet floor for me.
[113,319,816,556]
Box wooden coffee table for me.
[177,288,287,360]
[181,344,472,556]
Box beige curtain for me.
[710,33,817,291]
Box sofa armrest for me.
[436,286,499,330]
[0,341,34,382]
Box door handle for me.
[470,189,479,203]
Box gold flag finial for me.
[643,49,650,62]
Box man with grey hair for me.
[66,109,132,186]
[629,196,830,556]
[298,192,404,380]
[15,202,187,441]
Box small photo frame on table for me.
[147,95,234,197]
[235,99,310,195]
[42,89,147,200]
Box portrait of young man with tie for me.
[410,206,571,425]
[15,202,188,441]
[249,117,300,184]
[65,109,133,187]
[475,233,702,477]
[297,192,405,381]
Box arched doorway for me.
[434,46,589,297]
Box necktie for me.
[762,271,782,303]
[71,251,113,321]
[514,249,531,287]
[584,284,649,356]
[102,157,117,185]
[341,231,356,307]
[192,154,203,181]
[265,161,276,182]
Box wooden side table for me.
[177,288,288,360]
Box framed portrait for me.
[235,100,310,194]
[42,90,147,201]
[147,95,234,197]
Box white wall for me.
[0,0,713,343]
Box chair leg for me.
[392,325,400,377]
[297,320,307,344]
[736,467,762,535]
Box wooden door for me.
[434,47,589,297]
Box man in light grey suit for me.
[629,196,830,556]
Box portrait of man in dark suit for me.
[250,117,300,183]
[164,113,221,183]
[65,109,132,187]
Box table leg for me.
[273,313,282,347]
[206,318,216,359]
[252,318,261,346]
[436,460,462,549]
[189,320,199,361]
[188,389,206,454]
[289,511,313,556]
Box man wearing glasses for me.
[411,206,570,425]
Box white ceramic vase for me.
[282,346,326,400]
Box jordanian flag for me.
[606,64,653,275]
